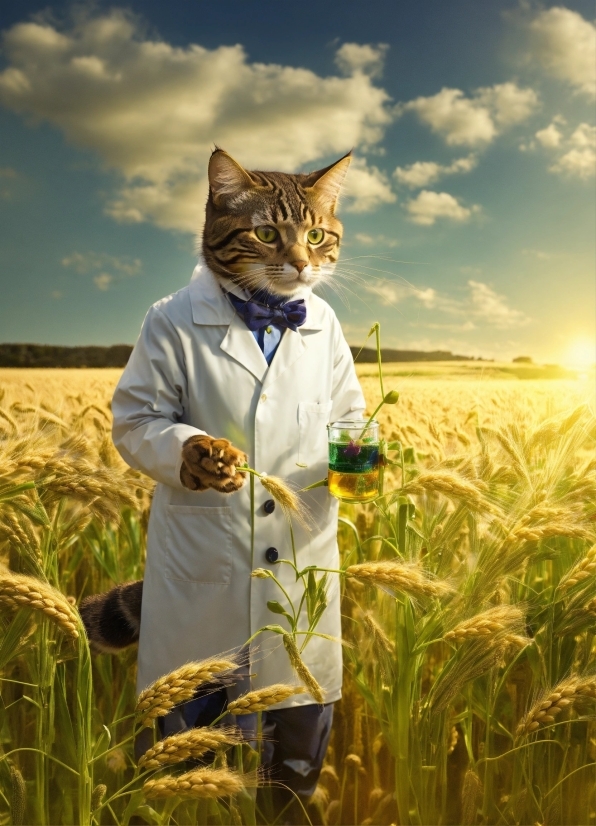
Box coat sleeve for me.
[111,304,206,489]
[330,316,367,422]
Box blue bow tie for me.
[225,290,307,332]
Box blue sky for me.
[0,0,594,363]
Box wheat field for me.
[0,364,595,825]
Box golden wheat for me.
[135,658,237,726]
[444,606,525,644]
[143,767,247,800]
[227,684,306,714]
[560,544,596,589]
[138,727,242,769]
[516,676,596,735]
[346,560,451,600]
[0,569,79,638]
[282,634,325,703]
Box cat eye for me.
[255,225,278,243]
[307,228,325,245]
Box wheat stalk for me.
[135,658,237,726]
[0,568,79,638]
[138,727,242,769]
[228,684,306,714]
[143,767,247,800]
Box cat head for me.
[201,148,351,297]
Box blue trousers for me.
[156,688,333,801]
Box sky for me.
[0,0,594,364]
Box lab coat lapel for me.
[261,328,306,392]
[190,261,268,384]
[220,313,268,384]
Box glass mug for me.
[327,419,380,503]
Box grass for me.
[0,355,595,825]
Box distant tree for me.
[512,356,533,364]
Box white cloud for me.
[343,158,396,212]
[0,11,394,233]
[398,83,538,147]
[475,83,538,128]
[467,280,530,328]
[93,273,113,291]
[522,118,595,179]
[549,123,596,180]
[535,122,563,148]
[364,278,529,329]
[62,250,142,289]
[354,233,399,247]
[527,7,596,98]
[393,154,477,188]
[405,190,481,226]
[61,251,142,276]
[549,147,596,179]
[335,43,389,78]
[569,123,596,149]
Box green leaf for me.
[266,602,294,629]
[134,806,162,824]
[386,440,402,452]
[403,447,416,463]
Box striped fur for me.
[202,148,351,297]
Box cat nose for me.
[291,260,308,274]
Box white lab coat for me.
[112,261,365,707]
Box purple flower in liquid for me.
[344,439,361,458]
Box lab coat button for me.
[260,393,267,402]
[265,547,279,563]
[263,499,275,514]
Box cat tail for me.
[80,580,143,653]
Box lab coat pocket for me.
[165,505,232,584]
[298,401,333,468]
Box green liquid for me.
[328,442,379,474]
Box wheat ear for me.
[143,767,246,800]
[135,658,237,726]
[444,606,525,644]
[346,560,451,600]
[516,675,596,735]
[0,569,79,638]
[560,544,596,589]
[282,635,325,703]
[138,727,242,769]
[228,684,306,714]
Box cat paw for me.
[181,435,248,493]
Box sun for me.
[562,338,596,369]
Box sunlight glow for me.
[562,339,596,369]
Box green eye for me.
[307,228,325,245]
[255,225,278,243]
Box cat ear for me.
[304,151,352,214]
[208,148,256,206]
